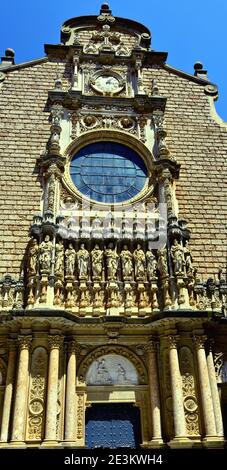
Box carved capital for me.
[67,340,80,355]
[7,338,17,352]
[167,335,180,349]
[48,335,63,350]
[193,335,207,350]
[145,339,159,353]
[18,335,32,351]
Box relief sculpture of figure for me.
[91,244,103,278]
[105,242,118,280]
[77,243,89,279]
[117,363,127,384]
[120,245,133,279]
[27,238,39,275]
[55,239,64,275]
[65,243,76,276]
[39,235,53,273]
[171,239,185,275]
[146,249,157,280]
[133,244,146,279]
[95,358,112,384]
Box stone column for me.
[44,335,63,444]
[207,341,224,437]
[11,335,32,444]
[193,336,217,439]
[0,340,17,442]
[168,336,187,440]
[64,340,78,444]
[146,340,163,445]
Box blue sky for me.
[1,0,227,120]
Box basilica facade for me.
[0,3,227,448]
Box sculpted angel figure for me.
[27,238,39,275]
[39,235,53,273]
[146,249,157,280]
[55,239,64,275]
[157,247,168,278]
[171,239,185,274]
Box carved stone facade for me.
[0,3,227,449]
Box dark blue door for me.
[85,403,141,449]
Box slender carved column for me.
[11,335,32,443]
[44,335,63,444]
[193,336,217,439]
[0,340,17,442]
[64,340,79,444]
[146,340,163,445]
[168,336,188,440]
[207,341,224,437]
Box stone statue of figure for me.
[105,242,118,280]
[65,243,76,276]
[27,238,39,275]
[133,244,146,279]
[91,244,103,278]
[39,235,53,273]
[146,249,157,280]
[171,239,185,274]
[120,245,133,279]
[77,243,89,279]
[55,239,64,275]
[184,240,193,275]
[157,247,168,277]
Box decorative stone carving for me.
[105,243,118,280]
[171,239,185,275]
[121,245,133,280]
[48,335,63,350]
[77,393,85,440]
[214,352,224,383]
[18,335,32,351]
[179,346,200,436]
[184,241,193,275]
[161,347,174,439]
[65,243,76,276]
[91,244,103,279]
[133,244,146,280]
[26,347,48,441]
[77,244,89,279]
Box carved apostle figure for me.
[27,238,39,275]
[146,249,157,280]
[77,243,89,279]
[55,239,64,275]
[157,247,168,278]
[105,243,119,280]
[133,244,146,279]
[171,239,185,274]
[65,243,76,276]
[91,244,103,278]
[120,245,133,279]
[184,240,193,275]
[39,235,53,272]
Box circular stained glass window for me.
[70,142,148,203]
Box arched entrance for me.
[77,347,150,448]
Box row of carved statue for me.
[27,236,194,282]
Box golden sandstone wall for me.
[0,58,227,278]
